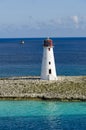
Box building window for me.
[48,48,50,51]
[49,62,51,65]
[49,69,51,74]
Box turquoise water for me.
[0,101,86,130]
[0,101,86,117]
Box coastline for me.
[0,76,86,101]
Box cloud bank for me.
[0,15,86,37]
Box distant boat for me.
[20,40,24,44]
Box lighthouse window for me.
[48,48,50,51]
[49,62,51,65]
[49,69,51,74]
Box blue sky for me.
[0,0,86,38]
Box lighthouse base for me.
[41,75,57,81]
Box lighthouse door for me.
[49,69,51,74]
[48,69,53,80]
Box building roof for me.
[43,38,53,47]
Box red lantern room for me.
[43,38,53,47]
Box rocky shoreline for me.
[0,76,86,101]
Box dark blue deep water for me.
[0,115,86,130]
[0,101,85,130]
[0,37,86,77]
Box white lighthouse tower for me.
[41,38,57,80]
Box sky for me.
[0,0,86,38]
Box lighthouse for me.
[41,38,57,80]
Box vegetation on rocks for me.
[0,76,86,101]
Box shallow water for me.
[0,101,86,130]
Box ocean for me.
[0,37,86,77]
[0,37,86,130]
[0,101,85,130]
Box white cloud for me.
[70,15,80,28]
[71,16,79,24]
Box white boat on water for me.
[20,40,24,44]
